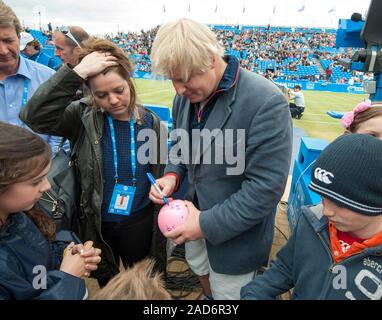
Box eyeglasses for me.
[59,26,81,48]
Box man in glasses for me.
[53,25,89,66]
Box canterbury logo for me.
[314,168,334,184]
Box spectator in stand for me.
[326,64,333,80]
[19,31,57,70]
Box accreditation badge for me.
[108,184,136,216]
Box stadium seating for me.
[40,45,55,57]
[28,25,367,85]
[320,59,352,82]
[29,29,47,46]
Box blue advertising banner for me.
[274,80,365,94]
[132,72,365,94]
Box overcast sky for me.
[6,0,371,35]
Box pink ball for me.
[157,200,189,235]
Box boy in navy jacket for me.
[241,134,382,300]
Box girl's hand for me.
[60,245,87,278]
[71,241,102,276]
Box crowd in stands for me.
[22,24,373,84]
[106,26,371,84]
[109,27,159,73]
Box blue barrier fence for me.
[287,137,329,230]
[132,71,365,94]
[274,80,364,94]
[210,25,337,34]
[132,71,165,80]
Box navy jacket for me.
[0,213,86,300]
[241,204,382,300]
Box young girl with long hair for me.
[0,122,101,299]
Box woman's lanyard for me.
[22,78,30,107]
[107,115,136,186]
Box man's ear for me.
[74,46,82,55]
[73,46,82,64]
[210,56,216,69]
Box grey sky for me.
[6,0,371,35]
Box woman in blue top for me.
[20,39,168,286]
[0,122,101,299]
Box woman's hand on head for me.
[73,51,118,80]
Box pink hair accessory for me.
[341,100,372,129]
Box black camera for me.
[336,0,382,100]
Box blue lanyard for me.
[107,115,136,186]
[22,78,30,107]
[36,52,42,61]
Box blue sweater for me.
[101,112,153,222]
[241,204,382,300]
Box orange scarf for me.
[329,223,382,263]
